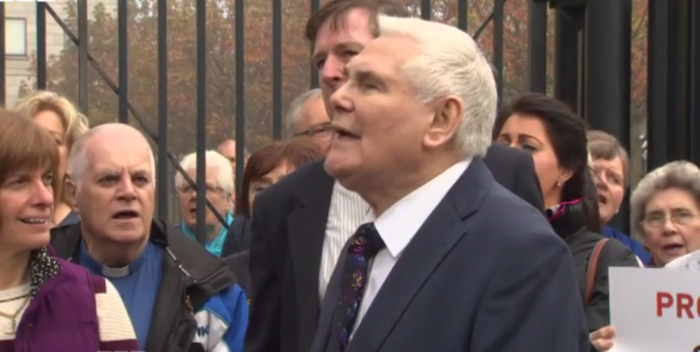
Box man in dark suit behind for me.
[306,15,587,351]
[243,2,546,352]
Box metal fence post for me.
[118,0,128,124]
[36,2,47,90]
[156,0,169,220]
[77,0,88,114]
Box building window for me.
[6,18,27,56]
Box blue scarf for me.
[181,212,234,257]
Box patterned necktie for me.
[329,222,385,352]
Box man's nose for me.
[117,179,137,199]
[329,83,352,113]
[320,55,345,87]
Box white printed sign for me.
[609,267,700,352]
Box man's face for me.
[294,97,333,153]
[324,36,435,191]
[70,136,155,244]
[178,166,232,231]
[312,8,375,119]
[217,142,237,169]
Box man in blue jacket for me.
[50,123,248,352]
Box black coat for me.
[549,200,639,350]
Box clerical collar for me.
[78,240,151,278]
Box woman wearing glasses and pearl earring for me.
[0,108,138,351]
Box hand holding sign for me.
[609,267,700,352]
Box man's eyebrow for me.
[95,169,119,178]
[132,170,151,178]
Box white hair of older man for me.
[377,15,498,158]
[174,150,235,197]
[284,88,322,134]
[67,125,156,189]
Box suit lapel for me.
[346,159,494,352]
[287,161,336,342]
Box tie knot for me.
[348,223,385,258]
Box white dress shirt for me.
[318,181,369,300]
[350,158,471,338]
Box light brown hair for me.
[304,0,411,43]
[0,108,60,227]
[587,130,630,187]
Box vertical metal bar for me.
[272,0,282,139]
[195,0,207,244]
[421,0,431,20]
[527,1,547,93]
[646,0,668,170]
[493,0,504,104]
[156,0,169,220]
[36,2,47,90]
[310,0,320,89]
[235,0,246,196]
[118,0,128,123]
[0,4,5,106]
[665,0,690,162]
[553,9,581,112]
[584,0,626,137]
[77,0,89,113]
[616,0,633,236]
[457,0,468,32]
[691,0,700,165]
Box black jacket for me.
[224,250,252,298]
[221,215,252,257]
[50,219,238,352]
[549,201,639,345]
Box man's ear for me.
[423,96,463,150]
[64,177,79,212]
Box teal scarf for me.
[181,212,234,257]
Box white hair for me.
[377,15,498,157]
[284,88,322,134]
[174,150,235,196]
[67,124,156,189]
[631,161,700,240]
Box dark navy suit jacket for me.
[311,159,589,352]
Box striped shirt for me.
[318,181,370,299]
[0,278,138,350]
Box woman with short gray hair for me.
[630,160,700,267]
[591,160,700,351]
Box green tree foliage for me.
[19,0,648,156]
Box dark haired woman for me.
[221,137,324,296]
[494,93,638,351]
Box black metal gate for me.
[0,0,697,235]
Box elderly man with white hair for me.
[175,150,249,257]
[304,16,589,352]
[245,1,544,352]
[50,123,249,352]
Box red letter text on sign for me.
[657,292,673,317]
[677,293,695,318]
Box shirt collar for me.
[367,158,472,258]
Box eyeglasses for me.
[294,124,333,139]
[176,184,224,195]
[641,211,698,230]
